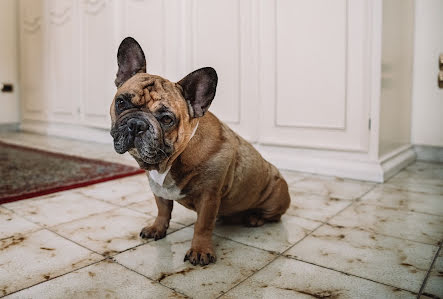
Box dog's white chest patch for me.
[148,168,184,201]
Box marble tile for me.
[0,207,40,239]
[384,163,443,195]
[286,191,352,222]
[0,229,102,296]
[329,203,443,245]
[361,185,443,216]
[115,227,277,299]
[280,170,307,185]
[127,199,197,226]
[77,174,152,206]
[213,215,321,253]
[222,256,416,299]
[289,174,375,200]
[52,207,184,256]
[5,260,185,299]
[285,224,436,292]
[389,162,443,186]
[423,249,443,298]
[3,191,116,227]
[383,181,443,196]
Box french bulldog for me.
[110,37,290,266]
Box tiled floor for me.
[0,132,442,298]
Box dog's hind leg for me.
[256,175,291,224]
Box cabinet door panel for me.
[259,0,370,151]
[120,0,164,76]
[20,0,46,120]
[186,0,259,141]
[191,0,241,124]
[276,0,346,129]
[47,0,78,122]
[80,0,115,128]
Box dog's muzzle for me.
[110,108,170,164]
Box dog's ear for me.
[115,37,146,88]
[178,67,218,118]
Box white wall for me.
[411,0,443,147]
[378,0,414,157]
[0,0,20,124]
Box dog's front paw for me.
[139,225,167,241]
[184,246,216,266]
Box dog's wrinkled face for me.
[110,74,193,167]
[110,37,217,170]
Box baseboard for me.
[414,145,443,163]
[255,144,416,183]
[379,145,416,181]
[0,123,20,132]
[21,120,112,144]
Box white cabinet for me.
[18,0,415,182]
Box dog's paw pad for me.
[244,213,265,227]
[139,225,167,241]
[184,248,216,266]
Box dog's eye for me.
[116,99,125,111]
[160,115,173,125]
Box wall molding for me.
[255,142,415,182]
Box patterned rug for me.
[0,141,144,204]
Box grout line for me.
[417,244,442,298]
[286,256,418,295]
[112,260,190,298]
[0,258,107,298]
[356,201,443,218]
[0,210,194,297]
[219,184,378,298]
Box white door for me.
[259,0,371,152]
[0,0,20,124]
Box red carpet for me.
[0,141,144,204]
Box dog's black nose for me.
[127,118,147,136]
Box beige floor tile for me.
[384,163,443,195]
[289,174,375,200]
[4,260,185,299]
[280,170,307,185]
[285,224,436,292]
[388,162,443,186]
[115,227,277,299]
[361,185,443,216]
[0,207,40,239]
[127,199,197,226]
[77,174,152,206]
[3,191,116,227]
[329,203,443,245]
[52,207,183,256]
[423,249,443,298]
[286,191,352,222]
[222,256,416,299]
[213,215,321,253]
[0,229,102,296]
